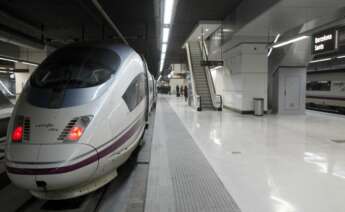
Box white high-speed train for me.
[5,42,156,199]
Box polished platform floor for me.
[147,95,345,212]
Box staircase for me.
[188,42,214,110]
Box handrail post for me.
[197,95,202,111]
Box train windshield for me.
[31,46,121,89]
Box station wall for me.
[218,43,268,113]
[15,47,49,95]
[169,79,187,94]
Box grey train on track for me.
[5,42,156,200]
[306,71,345,114]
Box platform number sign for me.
[313,29,336,55]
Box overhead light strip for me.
[160,0,175,72]
[267,48,273,57]
[162,43,167,53]
[162,27,170,43]
[22,61,39,67]
[0,57,18,63]
[273,33,281,43]
[163,0,174,25]
[272,36,308,48]
[336,55,345,59]
[267,33,280,57]
[309,58,332,63]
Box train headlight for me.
[67,126,84,141]
[11,116,29,143]
[12,126,24,142]
[61,115,92,142]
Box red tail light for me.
[12,126,23,142]
[67,126,84,141]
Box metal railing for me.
[215,95,222,111]
[185,43,201,111]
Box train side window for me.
[306,81,331,91]
[123,73,146,111]
[332,81,345,92]
[123,79,139,111]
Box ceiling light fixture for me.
[267,48,273,57]
[162,27,170,43]
[272,36,308,48]
[267,33,280,57]
[309,58,332,63]
[163,0,174,24]
[22,61,38,67]
[336,55,345,59]
[222,28,232,32]
[0,57,18,63]
[273,33,281,43]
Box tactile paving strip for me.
[146,98,241,212]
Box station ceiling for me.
[165,0,242,70]
[0,0,158,75]
[0,0,242,77]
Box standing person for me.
[184,85,188,102]
[176,85,180,97]
[180,85,184,97]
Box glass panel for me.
[306,81,331,91]
[123,73,146,111]
[332,81,345,92]
[30,46,120,89]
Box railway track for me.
[14,184,110,212]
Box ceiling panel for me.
[0,0,159,76]
[163,0,242,73]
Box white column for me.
[221,43,268,112]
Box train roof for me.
[57,41,139,62]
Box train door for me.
[284,75,300,110]
[277,67,306,114]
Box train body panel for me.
[5,42,155,199]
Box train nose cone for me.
[6,143,99,192]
